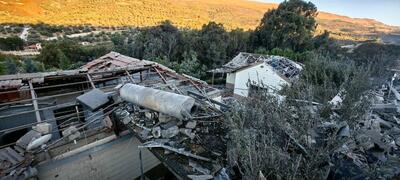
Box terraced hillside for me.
[0,0,399,39]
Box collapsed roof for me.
[0,52,224,179]
[81,51,154,73]
[212,52,303,79]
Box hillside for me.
[0,0,399,39]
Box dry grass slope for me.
[0,0,399,39]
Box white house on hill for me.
[213,52,303,97]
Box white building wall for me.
[226,73,236,84]
[233,63,289,97]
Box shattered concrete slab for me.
[76,89,109,111]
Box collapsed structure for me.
[211,52,302,97]
[322,72,400,178]
[0,52,226,179]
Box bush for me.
[0,36,24,50]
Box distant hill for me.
[0,0,399,40]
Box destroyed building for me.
[0,52,227,179]
[211,52,302,97]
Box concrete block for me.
[77,89,109,111]
[34,123,52,135]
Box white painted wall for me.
[226,73,236,85]
[232,63,289,97]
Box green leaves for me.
[252,0,317,52]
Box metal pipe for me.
[119,83,195,120]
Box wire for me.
[35,102,118,153]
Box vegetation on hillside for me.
[0,0,398,40]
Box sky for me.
[255,0,400,26]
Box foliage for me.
[24,59,38,73]
[251,0,317,52]
[0,36,24,50]
[37,39,114,70]
[111,21,235,78]
[196,22,229,68]
[0,0,397,41]
[175,50,207,78]
[350,43,400,78]
[227,91,337,179]
[226,28,251,58]
[4,59,17,74]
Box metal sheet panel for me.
[37,135,160,180]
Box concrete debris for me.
[140,141,211,161]
[159,113,173,123]
[33,123,52,135]
[23,166,38,179]
[152,126,162,138]
[396,137,400,147]
[145,112,157,120]
[0,147,24,168]
[102,115,113,129]
[62,126,81,141]
[189,160,211,175]
[327,75,400,178]
[181,128,196,139]
[76,89,110,111]
[186,121,197,129]
[329,90,345,108]
[214,168,231,180]
[16,130,41,150]
[161,125,179,139]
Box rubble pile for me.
[113,84,228,179]
[323,75,400,178]
[0,123,53,179]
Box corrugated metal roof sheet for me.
[81,52,154,73]
[214,52,303,79]
[37,135,160,180]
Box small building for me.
[24,43,42,51]
[212,52,302,97]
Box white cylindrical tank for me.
[119,83,195,120]
[26,134,52,151]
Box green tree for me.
[176,50,207,78]
[37,43,61,68]
[251,0,317,52]
[0,36,24,50]
[196,22,228,68]
[137,21,181,61]
[58,49,71,70]
[5,59,17,74]
[24,59,38,73]
[226,28,250,58]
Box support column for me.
[29,80,41,122]
[125,70,135,83]
[86,74,96,89]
